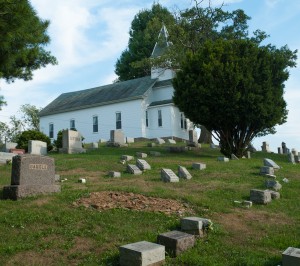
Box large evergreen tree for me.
[173,39,297,157]
[115,3,175,81]
[0,0,57,82]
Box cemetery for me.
[0,138,299,265]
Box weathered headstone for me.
[28,140,47,155]
[181,217,212,237]
[217,156,229,162]
[3,154,61,200]
[59,129,86,154]
[269,190,280,199]
[136,152,147,158]
[260,166,274,175]
[110,130,125,146]
[292,149,298,155]
[167,139,176,144]
[278,147,283,154]
[265,180,282,191]
[0,152,17,164]
[156,138,165,144]
[127,164,142,175]
[136,159,151,171]
[3,142,17,152]
[119,241,165,266]
[91,142,98,149]
[263,158,280,169]
[121,155,134,161]
[261,141,270,152]
[192,162,206,170]
[126,137,134,144]
[157,230,195,257]
[288,153,295,164]
[199,125,212,144]
[282,142,288,154]
[249,189,272,204]
[282,247,300,266]
[108,171,121,178]
[246,151,251,159]
[188,130,198,147]
[161,168,179,182]
[178,166,192,179]
[295,155,300,163]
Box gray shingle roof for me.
[148,99,173,107]
[39,76,157,117]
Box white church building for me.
[39,26,194,143]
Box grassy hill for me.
[0,142,299,265]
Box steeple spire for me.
[151,24,171,58]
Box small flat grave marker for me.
[119,241,165,266]
[161,168,179,182]
[136,159,151,171]
[192,162,206,170]
[178,166,192,179]
[127,164,142,175]
[136,152,147,158]
[157,230,195,257]
[156,138,165,144]
[217,156,229,162]
[108,171,121,178]
[121,155,134,161]
[181,217,212,237]
[260,166,274,175]
[167,139,176,144]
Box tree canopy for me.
[0,0,57,83]
[173,39,297,157]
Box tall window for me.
[116,112,122,129]
[180,113,184,129]
[70,119,75,130]
[93,116,98,133]
[184,118,187,130]
[158,110,162,127]
[145,111,148,127]
[49,123,54,138]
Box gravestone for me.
[199,125,212,144]
[270,190,280,199]
[136,159,151,171]
[282,142,288,154]
[161,168,179,182]
[110,130,125,146]
[291,149,298,155]
[0,152,17,164]
[10,148,25,154]
[126,137,134,144]
[167,139,176,144]
[261,141,270,152]
[59,129,86,154]
[217,156,229,162]
[181,217,212,237]
[265,180,282,191]
[149,151,161,156]
[108,171,121,178]
[264,158,280,169]
[147,142,156,147]
[121,155,134,161]
[295,155,300,163]
[91,142,98,149]
[278,147,283,154]
[188,130,198,147]
[3,142,17,152]
[156,138,165,144]
[260,166,274,175]
[28,140,47,155]
[127,164,142,175]
[136,152,147,158]
[250,189,272,204]
[178,166,192,179]
[231,154,239,160]
[246,151,251,159]
[288,153,295,164]
[157,230,195,257]
[119,241,165,266]
[192,162,206,170]
[3,154,61,200]
[282,247,300,266]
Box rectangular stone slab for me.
[136,159,151,170]
[119,241,165,266]
[282,247,300,266]
[127,164,142,175]
[161,168,179,182]
[157,230,195,257]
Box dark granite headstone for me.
[3,154,61,200]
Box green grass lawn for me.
[0,142,299,265]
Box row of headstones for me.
[262,141,300,159]
[119,216,211,266]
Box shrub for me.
[17,130,53,152]
[53,129,64,149]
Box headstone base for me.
[3,184,61,200]
[59,148,86,154]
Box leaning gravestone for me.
[156,138,165,144]
[264,158,280,169]
[161,168,179,182]
[127,164,142,175]
[59,129,86,154]
[178,166,192,179]
[28,140,47,155]
[3,154,61,200]
[136,159,151,171]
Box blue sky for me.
[0,0,299,152]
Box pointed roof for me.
[151,24,171,58]
[39,76,157,117]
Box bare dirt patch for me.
[73,191,194,216]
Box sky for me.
[0,0,299,152]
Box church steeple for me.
[151,24,170,58]
[151,25,175,80]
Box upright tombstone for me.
[261,141,270,152]
[28,140,47,155]
[0,152,17,164]
[110,130,125,145]
[91,142,98,149]
[291,149,298,156]
[282,142,288,154]
[278,147,283,154]
[187,130,199,147]
[126,137,134,144]
[3,154,61,200]
[59,130,86,154]
[198,125,212,144]
[288,153,295,164]
[3,142,17,152]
